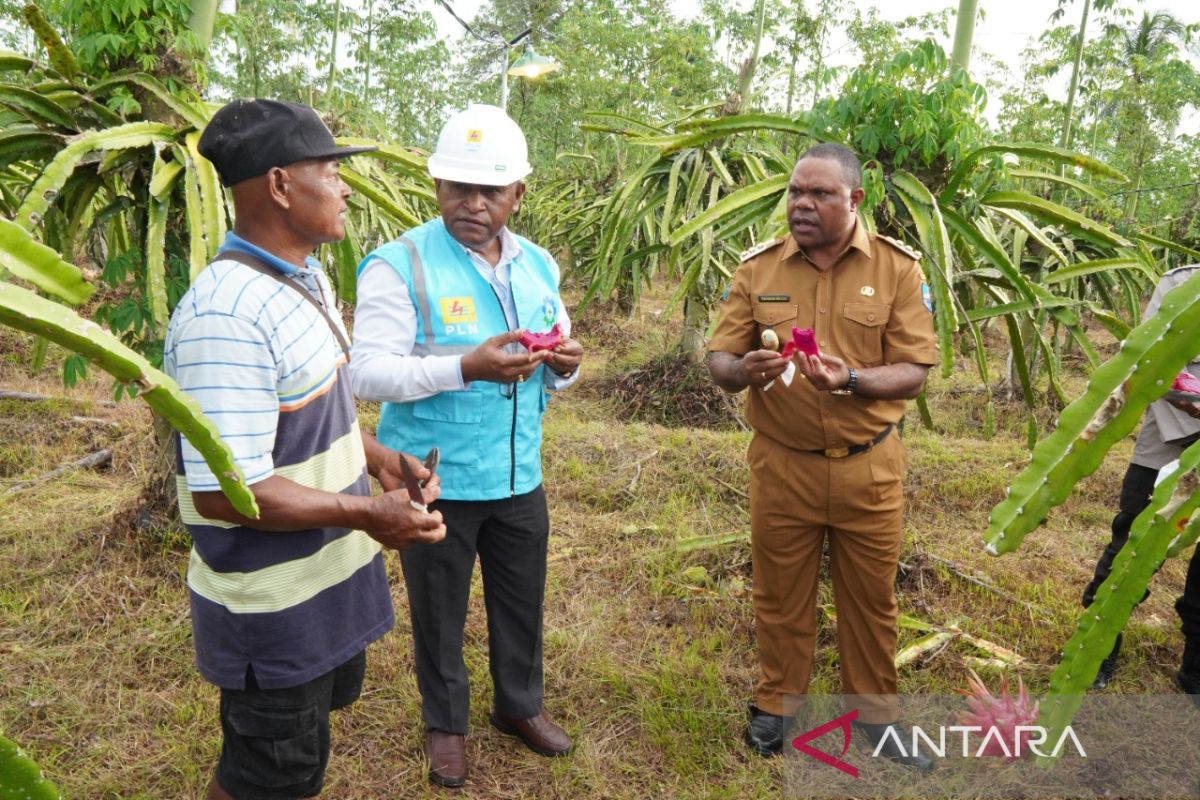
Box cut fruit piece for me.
[519,323,563,352]
[781,327,820,360]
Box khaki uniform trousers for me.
[748,429,906,724]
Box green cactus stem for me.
[1166,507,1200,559]
[20,3,78,80]
[0,281,259,518]
[15,123,176,231]
[984,268,1200,554]
[0,735,59,799]
[1035,439,1200,765]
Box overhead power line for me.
[1108,180,1200,196]
[434,0,570,48]
[435,0,501,45]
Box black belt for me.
[808,424,893,459]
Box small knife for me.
[421,446,440,487]
[399,447,440,511]
[399,452,427,511]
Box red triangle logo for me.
[791,708,859,778]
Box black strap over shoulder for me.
[216,249,352,361]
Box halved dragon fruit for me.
[781,327,821,360]
[1173,371,1200,395]
[519,322,564,352]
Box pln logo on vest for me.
[539,296,558,329]
[440,296,479,336]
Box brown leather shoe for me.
[424,730,466,788]
[490,710,574,756]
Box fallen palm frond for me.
[3,448,110,494]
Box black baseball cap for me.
[198,99,376,187]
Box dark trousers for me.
[1083,463,1200,646]
[400,485,550,734]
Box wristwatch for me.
[829,368,857,396]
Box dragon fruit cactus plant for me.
[982,268,1200,761]
[0,735,59,799]
[958,670,1039,758]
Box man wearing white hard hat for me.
[351,103,583,788]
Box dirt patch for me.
[595,352,747,430]
[569,299,642,356]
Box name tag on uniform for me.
[756,294,791,302]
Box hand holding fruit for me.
[543,336,582,377]
[741,335,789,388]
[461,330,547,384]
[517,322,582,377]
[797,351,851,392]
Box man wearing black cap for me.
[164,98,447,800]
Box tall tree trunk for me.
[187,0,219,49]
[680,297,710,363]
[233,0,243,90]
[233,0,260,97]
[1060,0,1092,151]
[363,0,373,104]
[784,4,805,119]
[951,0,978,71]
[734,0,768,111]
[785,50,799,116]
[327,0,342,98]
[809,1,831,107]
[1123,126,1149,221]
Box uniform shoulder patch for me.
[739,237,785,263]
[875,234,922,262]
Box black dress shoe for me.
[1090,634,1121,690]
[1176,668,1200,708]
[744,704,788,757]
[852,721,934,772]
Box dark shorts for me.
[215,650,366,800]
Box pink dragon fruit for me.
[781,327,821,360]
[1173,371,1200,395]
[519,323,563,353]
[957,669,1039,758]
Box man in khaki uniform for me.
[708,143,937,768]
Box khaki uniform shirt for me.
[1131,263,1200,469]
[708,223,938,452]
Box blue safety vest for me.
[363,218,562,500]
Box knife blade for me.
[420,446,440,488]
[398,453,426,510]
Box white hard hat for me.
[427,103,532,186]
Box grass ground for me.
[0,299,1185,799]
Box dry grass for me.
[0,300,1187,799]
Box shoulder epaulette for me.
[739,237,785,263]
[875,234,921,262]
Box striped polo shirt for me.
[164,233,393,690]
